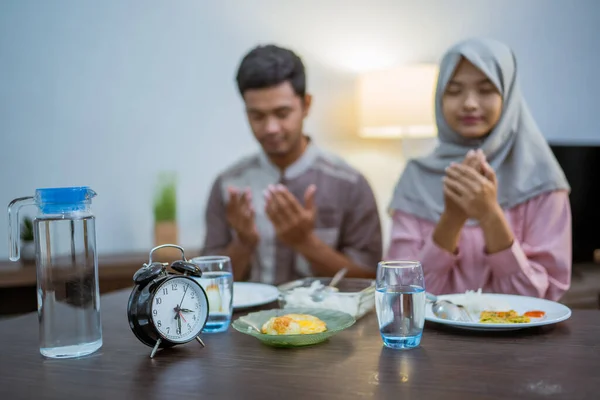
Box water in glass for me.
[191,256,233,333]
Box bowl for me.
[277,277,375,320]
[231,307,356,347]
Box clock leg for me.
[150,338,162,358]
[195,336,205,347]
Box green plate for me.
[232,307,356,347]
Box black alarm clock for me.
[127,244,210,358]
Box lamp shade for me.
[357,64,439,138]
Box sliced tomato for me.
[524,310,546,318]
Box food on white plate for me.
[479,310,531,324]
[442,289,547,324]
[479,309,547,324]
[450,288,512,316]
[523,310,546,318]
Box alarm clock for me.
[127,244,210,358]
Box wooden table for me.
[0,290,598,399]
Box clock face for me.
[151,276,209,343]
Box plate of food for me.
[425,289,572,331]
[232,282,280,310]
[231,307,356,347]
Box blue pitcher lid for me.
[35,186,96,213]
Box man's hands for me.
[264,184,317,248]
[225,184,318,249]
[226,187,259,248]
[224,183,373,279]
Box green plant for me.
[153,172,177,223]
[21,216,34,242]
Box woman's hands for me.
[434,150,486,253]
[442,149,489,223]
[439,149,513,254]
[443,154,500,223]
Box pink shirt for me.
[385,190,572,301]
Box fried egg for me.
[261,313,327,335]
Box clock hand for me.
[180,308,193,313]
[178,285,189,309]
[178,311,187,322]
[177,312,182,333]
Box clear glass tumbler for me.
[190,256,233,333]
[375,261,425,349]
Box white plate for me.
[233,282,280,310]
[425,293,572,331]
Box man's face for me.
[243,81,311,157]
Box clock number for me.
[166,327,170,333]
[155,297,162,305]
[192,315,196,321]
[162,288,168,295]
[176,328,181,335]
[187,323,192,330]
[172,283,178,291]
[190,292,195,299]
[152,309,158,316]
[157,320,162,327]
[195,302,199,309]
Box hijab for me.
[388,37,570,224]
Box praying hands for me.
[263,184,317,248]
[434,149,514,254]
[443,149,501,223]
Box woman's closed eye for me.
[445,83,462,96]
[478,84,498,95]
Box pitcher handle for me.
[7,196,36,261]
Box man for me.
[201,44,382,284]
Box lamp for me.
[357,64,439,139]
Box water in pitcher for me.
[36,215,102,358]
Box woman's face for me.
[442,58,503,139]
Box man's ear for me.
[302,93,312,117]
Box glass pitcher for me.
[8,187,103,358]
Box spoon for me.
[239,317,262,333]
[426,292,473,322]
[311,267,348,302]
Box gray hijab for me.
[388,37,570,224]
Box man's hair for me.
[235,44,306,97]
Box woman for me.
[386,37,572,301]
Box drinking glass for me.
[190,256,233,333]
[375,261,425,349]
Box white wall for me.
[1,0,599,260]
